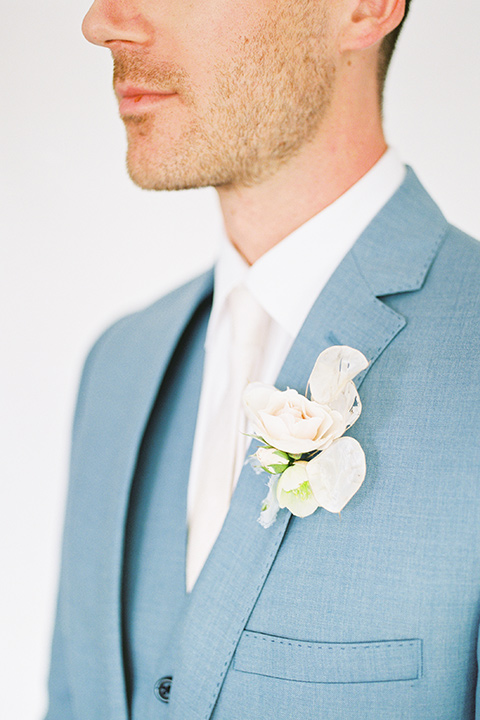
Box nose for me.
[82,0,151,47]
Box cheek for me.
[176,2,270,79]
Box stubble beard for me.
[116,4,336,192]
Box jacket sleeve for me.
[476,629,480,718]
[43,595,76,720]
[43,333,109,720]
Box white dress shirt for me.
[187,149,406,521]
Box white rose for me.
[243,384,345,455]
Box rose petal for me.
[255,412,332,454]
[308,346,369,404]
[306,436,366,513]
[271,436,326,455]
[243,382,279,420]
[259,411,292,441]
[266,387,302,413]
[283,414,323,439]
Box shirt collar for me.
[208,148,406,346]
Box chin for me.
[125,152,223,192]
[127,169,207,192]
[126,158,184,191]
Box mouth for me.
[115,84,178,114]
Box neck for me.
[216,66,386,265]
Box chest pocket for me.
[233,631,423,684]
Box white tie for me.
[186,285,269,591]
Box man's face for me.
[83,0,337,191]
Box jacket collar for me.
[167,168,448,719]
[352,167,448,297]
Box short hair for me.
[378,0,412,91]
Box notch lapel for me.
[168,169,448,720]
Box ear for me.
[339,0,406,52]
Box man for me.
[45,0,480,718]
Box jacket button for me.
[154,676,173,704]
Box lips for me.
[115,84,177,114]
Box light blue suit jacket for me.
[45,170,480,719]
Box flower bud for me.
[255,447,291,474]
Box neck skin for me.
[216,50,387,265]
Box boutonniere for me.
[243,346,369,528]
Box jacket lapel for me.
[168,168,448,720]
[64,271,213,720]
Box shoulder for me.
[384,222,479,393]
[422,224,480,316]
[72,269,213,431]
[85,269,213,370]
[435,224,480,285]
[390,220,480,324]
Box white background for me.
[1,0,479,718]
